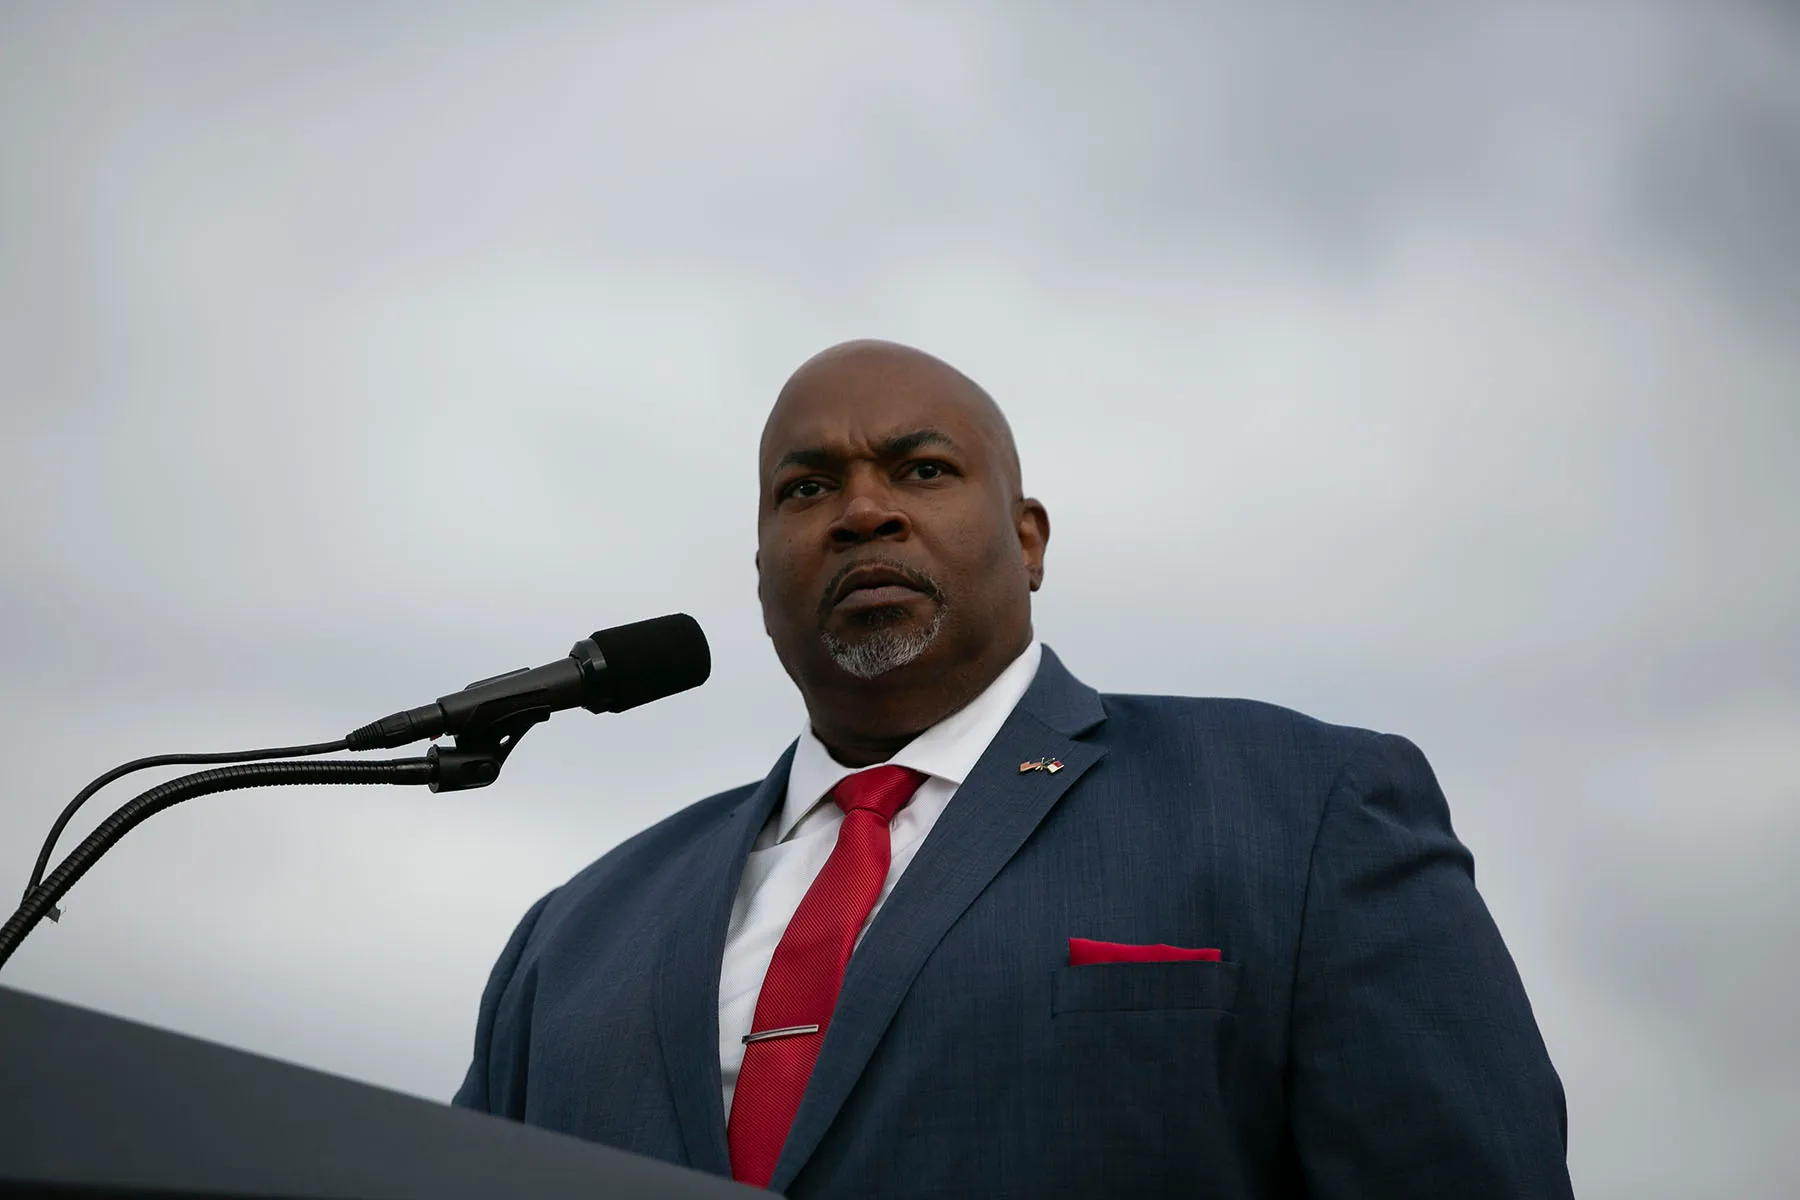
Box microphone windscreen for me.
[590,613,711,711]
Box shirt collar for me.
[777,639,1043,843]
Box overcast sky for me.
[2,3,1796,1196]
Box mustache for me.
[817,558,946,619]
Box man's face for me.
[756,353,1044,696]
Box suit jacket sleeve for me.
[1287,733,1573,1198]
[451,889,556,1115]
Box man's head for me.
[756,340,1049,760]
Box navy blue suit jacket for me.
[453,648,1572,1197]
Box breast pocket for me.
[1042,960,1243,1192]
[1051,960,1240,1015]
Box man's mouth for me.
[825,563,939,615]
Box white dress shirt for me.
[716,640,1044,1117]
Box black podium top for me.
[0,985,762,1199]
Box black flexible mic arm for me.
[22,740,350,914]
[3,614,709,974]
[0,757,432,972]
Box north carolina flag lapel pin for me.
[1019,758,1065,774]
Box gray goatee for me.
[822,609,946,679]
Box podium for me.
[0,986,762,1198]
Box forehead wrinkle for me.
[772,427,962,473]
[879,427,962,459]
[758,341,1025,497]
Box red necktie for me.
[727,764,927,1188]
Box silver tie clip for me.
[742,1023,821,1045]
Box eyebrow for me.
[772,427,963,475]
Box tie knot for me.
[831,765,927,822]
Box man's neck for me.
[801,632,1031,767]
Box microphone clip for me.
[427,705,548,794]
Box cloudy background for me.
[3,2,1796,1194]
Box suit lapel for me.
[655,743,793,1178]
[770,648,1108,1193]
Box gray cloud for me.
[2,3,1796,1196]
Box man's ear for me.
[1017,498,1050,591]
[755,550,771,635]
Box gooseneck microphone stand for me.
[0,707,549,973]
[2,612,711,974]
[22,738,353,921]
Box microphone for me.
[345,613,710,751]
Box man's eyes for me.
[777,461,955,502]
[783,479,829,500]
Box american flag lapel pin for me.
[1019,758,1066,774]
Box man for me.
[453,340,1573,1198]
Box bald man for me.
[453,342,1573,1198]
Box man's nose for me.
[829,478,910,545]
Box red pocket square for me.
[1068,937,1221,965]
